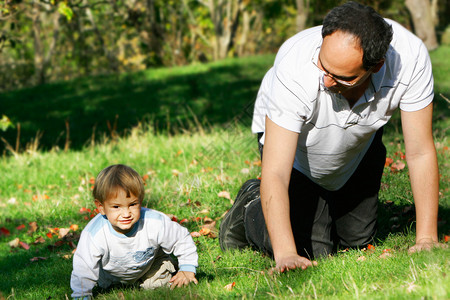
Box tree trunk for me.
[202,0,244,60]
[31,1,60,85]
[32,1,45,85]
[405,0,438,50]
[295,0,310,32]
[145,0,165,65]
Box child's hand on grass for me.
[169,271,198,289]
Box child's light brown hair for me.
[93,164,145,204]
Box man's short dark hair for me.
[322,1,393,70]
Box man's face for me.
[95,188,141,234]
[318,31,371,94]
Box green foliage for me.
[2,0,448,91]
[58,2,74,21]
[0,115,14,132]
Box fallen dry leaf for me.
[356,256,366,262]
[171,169,181,177]
[379,252,392,259]
[16,224,26,231]
[175,149,183,157]
[406,282,418,293]
[199,209,209,214]
[240,168,250,174]
[70,224,79,231]
[9,238,20,248]
[252,160,262,167]
[27,221,38,235]
[46,232,53,239]
[444,235,449,243]
[202,221,216,231]
[224,282,236,291]
[48,227,59,234]
[30,256,48,262]
[0,227,10,236]
[33,236,46,244]
[199,228,211,236]
[19,241,30,250]
[203,216,213,223]
[385,157,393,167]
[218,191,231,200]
[190,231,201,238]
[58,228,71,239]
[391,160,405,172]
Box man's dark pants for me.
[245,129,386,259]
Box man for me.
[219,1,442,272]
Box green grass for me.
[0,47,449,299]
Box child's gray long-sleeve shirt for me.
[70,207,198,298]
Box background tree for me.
[405,0,439,50]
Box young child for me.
[71,164,198,299]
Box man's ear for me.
[95,200,106,215]
[372,59,385,73]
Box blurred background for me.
[0,0,449,153]
[1,0,449,90]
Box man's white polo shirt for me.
[251,19,434,191]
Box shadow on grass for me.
[1,56,273,153]
[377,201,450,244]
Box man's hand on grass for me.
[271,253,317,273]
[169,271,198,289]
[408,237,448,254]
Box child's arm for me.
[158,213,199,277]
[71,232,102,298]
[169,271,198,288]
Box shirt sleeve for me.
[399,42,434,112]
[70,231,103,298]
[264,66,311,133]
[157,214,198,273]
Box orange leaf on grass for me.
[48,228,59,234]
[368,244,375,250]
[16,224,26,230]
[70,224,79,231]
[46,232,53,239]
[190,231,201,238]
[0,227,10,236]
[444,235,450,243]
[224,282,236,291]
[199,228,211,236]
[385,157,393,167]
[79,207,91,213]
[19,241,30,250]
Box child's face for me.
[95,188,141,234]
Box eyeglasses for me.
[312,58,373,87]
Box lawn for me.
[0,46,449,299]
